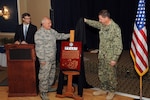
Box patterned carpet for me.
[0,67,7,86]
[0,50,150,98]
[84,50,150,98]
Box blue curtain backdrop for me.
[51,0,150,50]
[0,0,18,32]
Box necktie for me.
[24,25,28,39]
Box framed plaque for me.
[60,41,82,71]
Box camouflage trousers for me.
[98,58,117,92]
[39,61,56,92]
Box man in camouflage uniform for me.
[84,10,123,100]
[34,17,70,100]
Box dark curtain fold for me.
[52,0,150,50]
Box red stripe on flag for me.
[135,61,143,73]
[139,29,147,42]
[133,31,145,52]
[136,50,147,69]
[139,30,148,57]
[131,30,148,74]
[133,30,148,65]
[131,42,145,73]
[133,30,148,60]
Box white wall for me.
[18,0,51,28]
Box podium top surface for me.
[4,44,35,49]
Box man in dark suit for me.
[14,13,39,93]
[14,13,37,44]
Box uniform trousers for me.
[98,58,117,92]
[39,61,56,92]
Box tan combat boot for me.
[56,94,65,98]
[93,89,107,96]
[106,92,115,100]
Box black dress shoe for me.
[63,80,67,85]
[83,83,93,88]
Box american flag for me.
[130,0,149,76]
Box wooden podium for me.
[5,44,37,97]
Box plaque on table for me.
[60,42,82,71]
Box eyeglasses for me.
[24,17,31,20]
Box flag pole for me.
[140,76,142,100]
